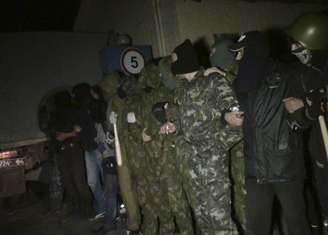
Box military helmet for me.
[286,12,328,50]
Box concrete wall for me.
[74,0,161,56]
[0,32,107,146]
[172,0,324,53]
[74,0,324,56]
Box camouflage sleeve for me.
[215,77,243,150]
[142,113,161,137]
[169,81,187,132]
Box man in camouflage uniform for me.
[98,72,141,234]
[115,75,156,235]
[209,36,246,233]
[158,57,195,235]
[167,39,243,235]
[136,62,194,235]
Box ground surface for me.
[0,190,126,235]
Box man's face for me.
[291,43,312,65]
[210,47,216,57]
[171,53,178,63]
[235,48,245,61]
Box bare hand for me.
[142,128,152,142]
[90,88,100,100]
[74,125,82,133]
[224,111,244,127]
[283,97,304,113]
[56,132,67,141]
[159,122,176,134]
[204,67,226,77]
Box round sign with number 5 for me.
[120,48,145,75]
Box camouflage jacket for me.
[174,70,242,152]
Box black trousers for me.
[57,142,92,213]
[245,179,310,235]
[308,122,328,218]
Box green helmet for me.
[286,12,328,50]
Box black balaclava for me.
[55,90,71,109]
[54,90,74,132]
[171,39,200,75]
[230,31,271,94]
[311,50,328,72]
[72,83,93,108]
[91,85,107,123]
[152,102,169,124]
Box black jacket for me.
[76,106,98,152]
[241,62,305,183]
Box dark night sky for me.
[0,0,81,32]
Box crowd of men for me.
[46,11,328,235]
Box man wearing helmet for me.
[284,11,328,231]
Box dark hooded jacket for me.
[72,83,98,151]
[243,62,307,182]
[234,32,306,182]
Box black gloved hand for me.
[305,88,326,120]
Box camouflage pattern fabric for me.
[119,95,156,235]
[138,63,174,235]
[98,72,121,101]
[174,70,242,235]
[111,95,142,231]
[222,64,247,234]
[137,63,194,235]
[164,135,194,235]
[229,141,246,233]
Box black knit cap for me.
[171,39,200,75]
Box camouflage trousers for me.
[166,160,194,235]
[230,142,246,233]
[138,176,175,235]
[120,138,144,231]
[177,143,238,235]
[138,160,193,235]
[127,141,175,235]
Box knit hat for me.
[171,39,200,75]
[210,36,235,71]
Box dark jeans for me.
[85,149,106,214]
[246,179,310,235]
[57,142,92,214]
[104,173,119,225]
